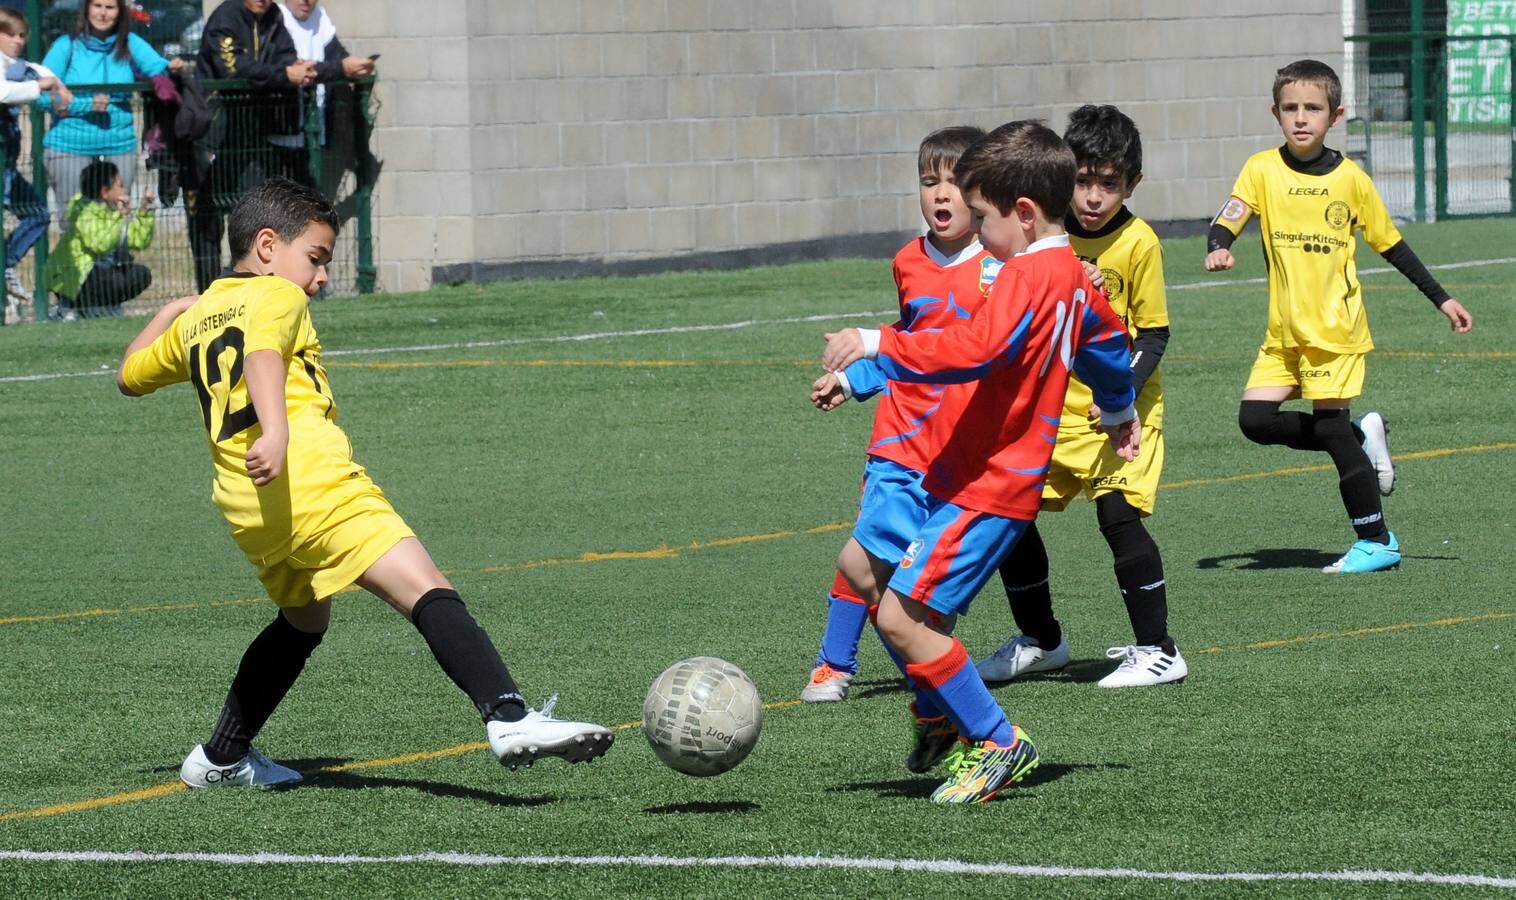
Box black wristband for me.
[1207,223,1236,254]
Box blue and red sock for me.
[905,639,1013,745]
[814,572,869,673]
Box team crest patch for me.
[979,258,1003,292]
[1324,200,1351,229]
[899,537,925,569]
[1219,198,1247,222]
[1100,268,1124,300]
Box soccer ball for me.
[642,656,763,777]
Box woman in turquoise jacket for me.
[37,0,183,217]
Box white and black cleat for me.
[486,695,614,769]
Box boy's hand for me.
[245,430,287,487]
[821,329,865,372]
[812,372,846,411]
[1439,299,1472,333]
[1081,259,1105,291]
[1204,249,1234,272]
[1106,414,1141,461]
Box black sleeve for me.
[314,36,348,83]
[1379,240,1450,308]
[1207,223,1236,253]
[1129,326,1169,395]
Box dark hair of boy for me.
[1272,59,1342,111]
[953,120,1076,218]
[1063,104,1142,183]
[80,159,120,200]
[227,176,339,261]
[0,7,27,36]
[71,0,135,61]
[918,125,986,177]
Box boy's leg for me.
[182,601,329,788]
[801,570,869,703]
[357,537,613,767]
[1093,493,1188,687]
[4,171,49,270]
[980,523,1070,682]
[1311,404,1401,573]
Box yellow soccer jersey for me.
[120,274,368,566]
[1219,147,1402,354]
[1067,207,1167,430]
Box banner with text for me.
[1447,0,1515,123]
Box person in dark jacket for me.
[185,0,316,290]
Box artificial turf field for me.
[0,218,1512,897]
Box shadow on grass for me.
[851,677,910,700]
[151,757,558,807]
[986,657,1112,686]
[1196,548,1345,570]
[829,761,1124,800]
[643,800,761,815]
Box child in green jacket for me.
[46,159,154,318]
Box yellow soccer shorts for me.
[1041,420,1164,516]
[1245,345,1366,401]
[253,494,416,609]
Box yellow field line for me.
[7,443,1513,629]
[0,612,1502,823]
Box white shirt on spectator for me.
[271,1,337,147]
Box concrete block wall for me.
[315,0,1341,292]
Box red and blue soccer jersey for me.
[872,235,1136,520]
[844,237,1000,474]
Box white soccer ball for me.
[642,656,763,777]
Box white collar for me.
[922,237,983,268]
[1015,233,1071,257]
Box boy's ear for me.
[1330,105,1347,127]
[1014,196,1039,228]
[254,227,279,263]
[1125,173,1143,195]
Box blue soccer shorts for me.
[886,496,1031,617]
[851,456,933,566]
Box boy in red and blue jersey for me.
[818,122,1140,804]
[800,125,997,704]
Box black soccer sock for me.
[997,522,1061,649]
[1311,409,1390,543]
[205,612,325,766]
[1238,400,1321,450]
[411,588,527,723]
[1097,494,1173,652]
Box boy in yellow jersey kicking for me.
[979,105,1185,687]
[118,178,612,788]
[1205,60,1472,574]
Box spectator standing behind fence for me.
[46,159,154,319]
[0,6,71,323]
[37,0,184,219]
[188,0,315,291]
[272,0,372,176]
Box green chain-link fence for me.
[1345,26,1514,222]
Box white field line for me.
[4,255,1512,387]
[0,850,1511,888]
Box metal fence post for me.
[1510,38,1516,214]
[354,78,375,294]
[1433,37,1449,220]
[1409,0,1428,222]
[24,0,45,320]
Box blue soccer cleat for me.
[1322,532,1401,574]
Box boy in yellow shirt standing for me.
[1205,59,1472,574]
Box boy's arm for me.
[117,295,198,396]
[1356,174,1473,333]
[1127,243,1170,394]
[822,270,1031,383]
[1071,296,1140,460]
[837,356,888,401]
[243,350,289,486]
[1204,196,1252,272]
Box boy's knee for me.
[1238,399,1281,445]
[1096,494,1155,566]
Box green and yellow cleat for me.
[929,725,1039,804]
[906,706,961,774]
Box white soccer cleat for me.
[1097,644,1187,688]
[1357,411,1394,496]
[800,662,854,702]
[179,743,303,788]
[977,634,1070,682]
[486,695,614,770]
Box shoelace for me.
[992,636,1032,661]
[534,693,559,720]
[1105,645,1139,668]
[810,663,838,684]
